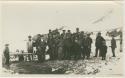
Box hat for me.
[81,31,84,33]
[5,44,9,46]
[37,34,42,37]
[98,32,101,35]
[87,33,90,36]
[41,35,44,37]
[76,28,79,30]
[28,35,32,38]
[98,32,101,34]
[68,30,70,31]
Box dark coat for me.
[4,47,10,59]
[4,47,10,65]
[100,45,107,57]
[95,36,105,48]
[82,37,92,48]
[111,39,116,48]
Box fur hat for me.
[5,44,9,46]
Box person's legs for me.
[41,50,45,62]
[55,46,58,60]
[39,54,43,62]
[78,47,82,59]
[89,48,91,57]
[63,46,67,60]
[81,47,85,60]
[87,48,91,59]
[86,47,89,59]
[52,48,55,60]
[95,47,99,57]
[62,47,65,60]
[28,55,31,61]
[42,54,45,62]
[112,48,116,57]
[67,47,71,60]
[84,46,88,59]
[48,48,52,60]
[5,57,9,65]
[104,52,106,60]
[99,48,102,57]
[101,52,104,60]
[37,54,40,62]
[28,49,33,61]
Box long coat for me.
[82,37,92,48]
[95,36,105,48]
[3,47,10,65]
[111,39,116,49]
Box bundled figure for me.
[57,37,64,60]
[47,34,56,60]
[100,40,107,60]
[63,30,73,60]
[34,34,46,62]
[40,40,47,61]
[73,28,82,60]
[3,44,10,65]
[95,32,105,57]
[111,36,117,57]
[82,34,92,59]
[73,37,82,60]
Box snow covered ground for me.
[1,38,123,76]
[1,51,123,75]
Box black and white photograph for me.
[0,1,124,77]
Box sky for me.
[1,1,123,52]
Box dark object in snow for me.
[105,63,108,65]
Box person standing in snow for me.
[111,36,117,57]
[27,36,34,61]
[3,44,10,65]
[100,41,107,60]
[94,32,105,57]
[82,34,92,59]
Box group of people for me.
[3,28,117,65]
[26,28,117,62]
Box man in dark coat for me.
[72,28,82,59]
[34,34,44,62]
[82,34,92,59]
[47,35,55,60]
[40,40,47,61]
[94,32,105,57]
[3,44,10,65]
[63,30,72,59]
[86,34,92,59]
[111,36,117,57]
